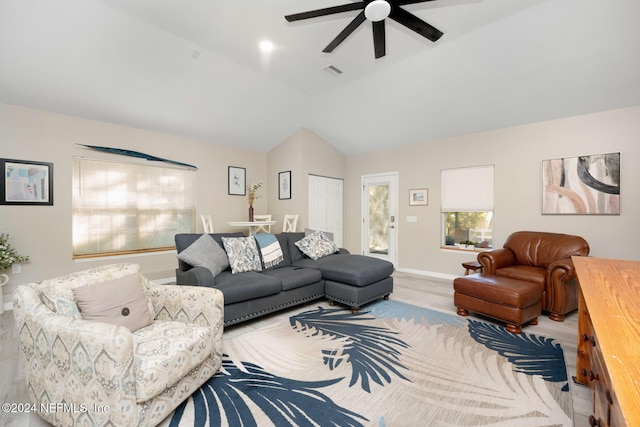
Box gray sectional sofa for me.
[174,232,394,326]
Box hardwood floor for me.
[0,271,591,426]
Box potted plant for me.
[0,233,29,313]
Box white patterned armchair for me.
[12,263,224,427]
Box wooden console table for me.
[573,256,640,427]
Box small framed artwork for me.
[279,170,291,200]
[409,188,428,206]
[1,158,53,205]
[228,166,246,196]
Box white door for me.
[308,175,344,247]
[361,172,398,266]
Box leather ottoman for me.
[453,274,543,334]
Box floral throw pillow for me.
[295,230,339,260]
[221,236,263,274]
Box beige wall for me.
[345,106,640,277]
[267,128,346,234]
[0,103,266,302]
[2,101,639,307]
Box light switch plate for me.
[12,263,21,273]
[406,216,417,223]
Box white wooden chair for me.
[283,214,299,232]
[253,214,272,233]
[201,214,214,233]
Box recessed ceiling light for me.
[259,40,274,53]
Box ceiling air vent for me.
[323,65,343,76]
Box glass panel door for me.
[368,183,389,255]
[362,173,397,265]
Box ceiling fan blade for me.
[372,20,386,58]
[322,11,367,53]
[389,6,443,42]
[285,2,364,22]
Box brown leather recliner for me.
[477,231,590,321]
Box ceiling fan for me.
[285,0,444,59]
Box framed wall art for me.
[542,152,620,215]
[279,170,291,200]
[1,158,53,205]
[228,166,246,196]
[409,188,428,206]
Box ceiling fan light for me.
[364,0,390,22]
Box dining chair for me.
[283,214,299,232]
[253,214,272,233]
[201,214,214,233]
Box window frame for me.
[72,157,196,259]
[440,165,495,251]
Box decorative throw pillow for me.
[72,273,154,332]
[304,227,335,242]
[177,233,229,278]
[295,230,339,260]
[221,236,263,274]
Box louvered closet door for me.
[308,175,343,247]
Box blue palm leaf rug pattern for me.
[161,300,572,426]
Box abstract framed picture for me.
[1,158,53,205]
[409,188,428,206]
[279,170,291,200]
[542,152,620,215]
[228,166,246,196]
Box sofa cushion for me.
[177,233,229,278]
[286,232,307,263]
[132,320,213,402]
[294,230,339,260]
[72,273,154,332]
[262,267,323,291]
[496,265,546,287]
[175,232,244,271]
[213,271,281,304]
[40,263,149,319]
[294,254,394,287]
[221,236,263,274]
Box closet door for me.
[308,175,344,247]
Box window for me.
[441,165,494,249]
[73,157,196,258]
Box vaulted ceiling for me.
[1,0,639,155]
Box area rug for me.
[162,300,573,426]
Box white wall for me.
[344,106,640,276]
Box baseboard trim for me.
[395,268,458,282]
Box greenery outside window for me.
[443,212,493,248]
[441,165,494,250]
[73,157,196,258]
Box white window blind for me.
[441,165,494,211]
[73,157,196,257]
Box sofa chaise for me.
[174,231,394,326]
